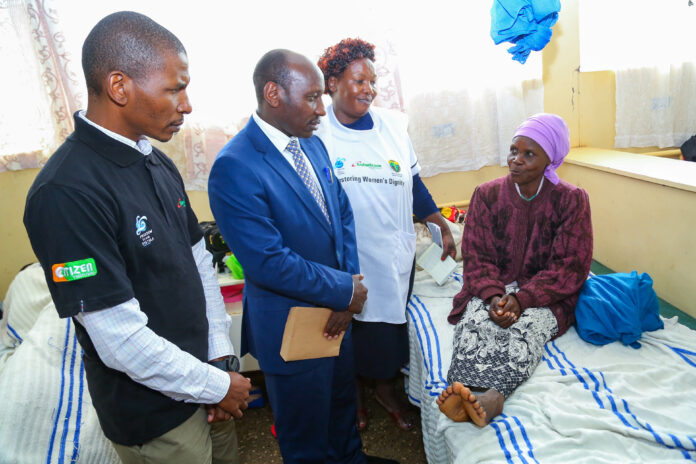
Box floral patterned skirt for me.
[447,293,558,398]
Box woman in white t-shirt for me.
[316,38,456,431]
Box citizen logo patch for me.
[52,258,98,282]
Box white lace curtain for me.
[580,0,696,149]
[393,1,544,177]
[0,0,83,172]
[1,0,544,184]
[615,64,696,149]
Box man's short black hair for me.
[82,11,186,94]
[252,49,294,105]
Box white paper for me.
[416,243,458,286]
[426,221,443,248]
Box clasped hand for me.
[324,274,367,339]
[207,372,252,423]
[488,294,521,329]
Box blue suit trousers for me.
[264,332,365,464]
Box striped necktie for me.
[286,139,331,224]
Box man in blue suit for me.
[209,50,396,464]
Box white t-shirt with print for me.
[316,105,420,324]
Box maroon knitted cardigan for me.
[448,175,593,338]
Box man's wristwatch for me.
[209,355,240,373]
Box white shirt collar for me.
[252,111,299,154]
[78,110,153,156]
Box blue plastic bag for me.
[490,0,560,63]
[575,271,663,348]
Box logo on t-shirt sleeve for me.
[52,258,98,282]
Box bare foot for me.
[437,382,473,422]
[374,379,416,430]
[464,388,504,427]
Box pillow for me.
[0,263,52,370]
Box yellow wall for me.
[188,190,213,222]
[0,169,41,298]
[578,71,615,148]
[542,0,617,151]
[558,157,696,316]
[542,0,580,146]
[421,165,507,207]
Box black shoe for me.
[365,455,400,464]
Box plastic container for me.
[225,253,244,280]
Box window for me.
[0,4,59,170]
[579,0,695,71]
[580,0,696,148]
[2,0,544,180]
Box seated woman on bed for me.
[436,113,593,427]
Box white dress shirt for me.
[252,112,325,201]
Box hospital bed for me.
[3,252,695,463]
[405,260,696,463]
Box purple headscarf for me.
[512,113,570,185]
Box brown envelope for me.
[280,306,344,361]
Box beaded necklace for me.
[515,177,545,201]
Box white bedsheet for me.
[0,306,119,464]
[0,266,119,464]
[406,268,696,463]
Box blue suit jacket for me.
[208,117,359,375]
